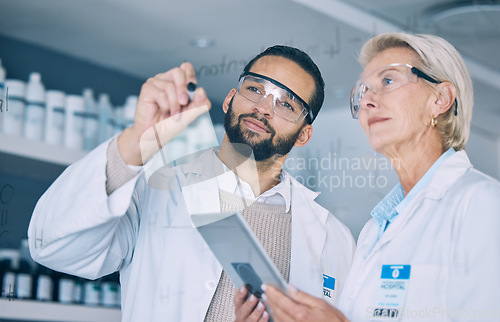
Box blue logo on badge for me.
[322,274,335,298]
[323,274,335,290]
[381,265,411,280]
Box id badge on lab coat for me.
[372,265,411,320]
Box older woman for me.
[235,32,500,321]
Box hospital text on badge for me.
[373,265,411,320]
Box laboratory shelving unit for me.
[0,133,121,321]
[0,133,87,166]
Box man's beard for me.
[223,98,302,162]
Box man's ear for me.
[433,81,457,116]
[294,124,313,147]
[223,89,237,114]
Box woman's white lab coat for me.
[337,151,500,321]
[28,141,355,321]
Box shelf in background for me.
[0,133,87,166]
[0,298,121,321]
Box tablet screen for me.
[192,212,288,298]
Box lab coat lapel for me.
[288,176,328,297]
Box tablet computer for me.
[191,211,288,302]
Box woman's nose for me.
[359,87,378,111]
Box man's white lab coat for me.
[28,141,355,321]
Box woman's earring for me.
[431,116,438,127]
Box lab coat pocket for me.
[404,264,449,320]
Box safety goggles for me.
[350,63,452,119]
[237,71,311,123]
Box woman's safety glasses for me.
[350,63,444,119]
[237,71,311,123]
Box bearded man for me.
[29,45,354,322]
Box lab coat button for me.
[206,280,217,290]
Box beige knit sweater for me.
[204,190,291,322]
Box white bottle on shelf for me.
[123,95,137,129]
[83,278,101,306]
[44,90,66,146]
[82,88,98,151]
[2,79,25,137]
[112,103,124,137]
[34,263,54,302]
[16,239,36,299]
[0,59,6,132]
[24,72,46,141]
[0,249,20,299]
[57,272,75,304]
[100,273,119,307]
[97,93,113,144]
[64,95,85,150]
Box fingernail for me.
[195,89,206,103]
[239,286,246,294]
[263,311,268,319]
[288,284,298,295]
[257,302,264,311]
[261,284,267,292]
[180,93,189,105]
[249,294,256,303]
[262,293,268,302]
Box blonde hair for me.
[359,32,473,151]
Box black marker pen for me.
[187,82,197,102]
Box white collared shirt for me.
[214,151,291,212]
